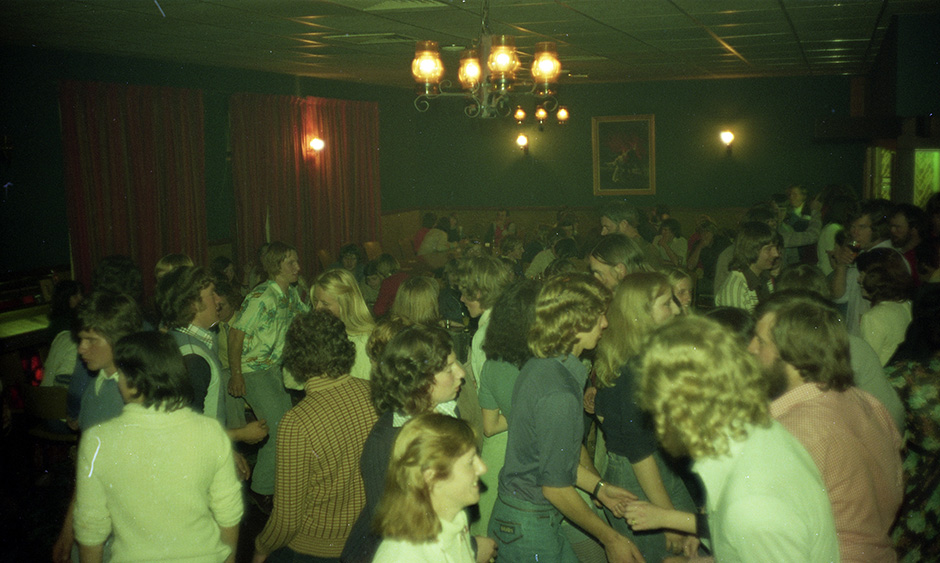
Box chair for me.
[363,241,382,261]
[23,386,78,477]
[398,237,418,264]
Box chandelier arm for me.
[540,96,559,112]
[414,96,431,112]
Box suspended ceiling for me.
[2,0,938,88]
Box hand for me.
[605,534,646,563]
[51,525,74,563]
[251,551,268,563]
[228,374,246,397]
[474,536,497,563]
[624,500,665,531]
[832,245,856,267]
[665,531,686,554]
[240,420,268,444]
[810,196,823,213]
[234,451,251,481]
[583,386,598,415]
[597,482,639,518]
[682,535,701,557]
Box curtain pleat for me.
[229,93,381,281]
[60,80,208,300]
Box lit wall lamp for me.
[309,137,325,152]
[720,131,734,156]
[516,133,529,155]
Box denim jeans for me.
[489,495,579,563]
[243,366,292,495]
[603,451,696,562]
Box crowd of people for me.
[32,188,940,562]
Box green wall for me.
[392,76,865,210]
[1,45,865,275]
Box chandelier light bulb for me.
[720,131,734,146]
[309,137,325,151]
[535,106,548,122]
[556,107,569,123]
[411,40,444,85]
[514,107,526,123]
[516,134,528,148]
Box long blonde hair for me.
[594,272,673,388]
[391,276,440,326]
[373,414,477,541]
[311,269,375,335]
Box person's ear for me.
[423,468,436,487]
[614,263,628,281]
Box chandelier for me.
[411,0,568,123]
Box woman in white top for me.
[373,413,487,563]
[859,251,915,365]
[309,268,375,380]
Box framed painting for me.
[592,114,655,196]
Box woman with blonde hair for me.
[309,268,375,380]
[664,267,694,315]
[594,271,698,560]
[373,413,486,562]
[390,275,441,327]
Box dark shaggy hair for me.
[850,199,894,243]
[755,290,853,392]
[48,280,84,324]
[262,241,296,279]
[861,262,914,305]
[92,255,143,301]
[115,331,192,411]
[283,310,355,382]
[483,279,540,368]
[210,255,234,279]
[704,307,756,348]
[75,292,143,347]
[371,325,453,416]
[731,221,779,270]
[156,266,215,330]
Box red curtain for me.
[60,80,208,300]
[229,93,381,280]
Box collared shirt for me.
[499,355,587,504]
[255,374,376,557]
[693,421,839,563]
[771,383,903,562]
[231,280,308,372]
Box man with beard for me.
[890,203,929,285]
[750,290,903,562]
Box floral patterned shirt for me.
[232,280,308,372]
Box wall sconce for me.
[309,137,325,152]
[720,131,734,155]
[516,134,529,155]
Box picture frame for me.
[592,114,655,196]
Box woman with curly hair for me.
[310,268,375,381]
[373,414,485,562]
[593,272,697,560]
[253,310,377,562]
[490,273,643,563]
[342,325,495,563]
[471,279,540,536]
